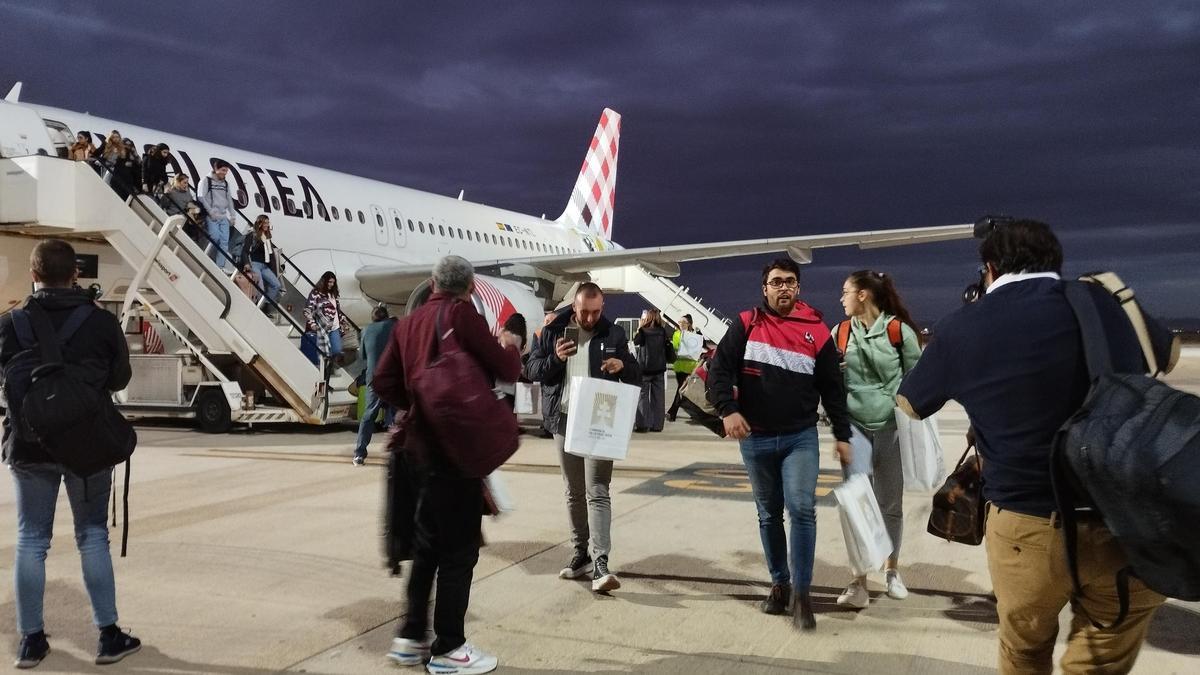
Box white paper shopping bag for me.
[514,382,541,415]
[894,408,946,492]
[834,474,893,577]
[563,376,639,461]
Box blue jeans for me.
[354,385,394,458]
[251,261,282,305]
[11,464,118,634]
[205,217,232,270]
[739,427,820,589]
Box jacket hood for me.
[760,300,823,323]
[29,287,93,311]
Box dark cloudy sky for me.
[3,1,1197,325]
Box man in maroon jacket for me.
[373,255,521,675]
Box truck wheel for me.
[195,388,232,433]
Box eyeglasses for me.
[765,278,798,289]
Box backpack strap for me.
[10,309,35,350]
[1053,281,1129,629]
[1080,272,1159,375]
[739,309,759,334]
[887,318,905,371]
[835,320,851,356]
[57,305,95,345]
[1063,281,1114,380]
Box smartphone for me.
[563,325,580,347]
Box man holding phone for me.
[525,282,640,593]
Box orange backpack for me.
[835,318,905,369]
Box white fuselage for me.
[1,102,618,322]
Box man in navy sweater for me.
[898,219,1178,675]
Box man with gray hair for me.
[373,255,522,674]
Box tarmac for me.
[1,351,1198,673]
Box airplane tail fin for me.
[557,108,621,239]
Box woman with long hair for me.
[68,132,95,162]
[241,215,283,313]
[303,271,346,364]
[834,270,923,610]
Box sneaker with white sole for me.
[387,637,431,666]
[591,555,621,593]
[426,642,498,674]
[558,552,592,579]
[836,579,869,609]
[886,569,909,599]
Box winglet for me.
[4,82,22,103]
[558,108,621,239]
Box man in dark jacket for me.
[707,257,851,630]
[897,220,1178,674]
[352,304,397,465]
[0,239,141,668]
[525,282,639,593]
[372,255,521,674]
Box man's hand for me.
[554,338,576,362]
[723,412,751,440]
[499,330,522,350]
[834,441,852,467]
[600,358,624,374]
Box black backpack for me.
[6,301,136,477]
[1052,281,1200,627]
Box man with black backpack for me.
[0,239,141,668]
[897,219,1179,674]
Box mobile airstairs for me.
[591,266,731,343]
[0,155,357,431]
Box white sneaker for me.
[387,637,430,666]
[426,642,498,675]
[886,569,909,599]
[836,579,869,609]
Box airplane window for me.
[394,216,402,230]
[456,228,464,239]
[344,208,351,221]
[254,193,264,208]
[332,207,339,220]
[287,198,296,214]
[438,225,445,237]
[318,204,327,219]
[449,228,456,239]
[376,213,384,227]
[304,202,313,218]
[271,196,281,210]
[358,211,366,224]
[418,221,425,233]
[407,219,414,232]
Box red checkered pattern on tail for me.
[558,108,621,239]
[473,277,517,336]
[142,321,164,354]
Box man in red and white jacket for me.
[707,257,852,630]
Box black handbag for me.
[927,444,986,545]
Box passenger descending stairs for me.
[590,265,731,342]
[0,156,356,424]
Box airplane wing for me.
[356,222,973,303]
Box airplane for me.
[0,81,974,341]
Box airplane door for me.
[389,208,407,248]
[370,205,388,246]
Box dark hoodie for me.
[524,307,640,394]
[707,301,850,440]
[0,288,131,464]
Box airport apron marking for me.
[626,462,843,503]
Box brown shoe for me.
[793,589,816,630]
[760,583,791,615]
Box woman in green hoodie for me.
[834,270,923,611]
